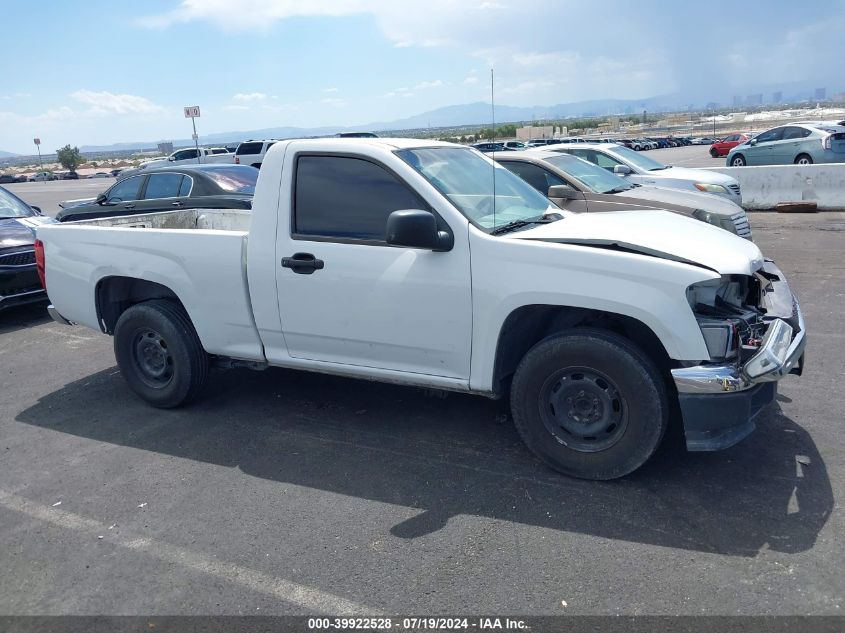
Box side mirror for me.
[613,164,632,175]
[30,205,43,215]
[748,138,758,146]
[386,209,453,252]
[168,156,176,161]
[547,185,582,200]
[95,193,108,205]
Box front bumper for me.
[0,259,46,312]
[670,263,805,450]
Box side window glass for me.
[144,174,184,199]
[501,162,565,194]
[294,156,427,242]
[178,176,193,197]
[106,177,143,203]
[756,128,784,143]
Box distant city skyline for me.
[2,0,844,153]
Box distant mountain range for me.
[0,150,18,158]
[1,79,839,156]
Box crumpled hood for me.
[0,216,46,249]
[620,184,743,215]
[511,210,764,275]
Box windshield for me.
[0,187,34,218]
[545,154,633,194]
[609,144,669,171]
[396,147,556,230]
[204,167,258,194]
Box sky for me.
[1,0,843,153]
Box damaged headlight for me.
[691,208,739,235]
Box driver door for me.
[271,153,473,379]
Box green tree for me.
[56,144,83,172]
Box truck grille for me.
[728,184,741,197]
[731,211,752,239]
[0,249,36,267]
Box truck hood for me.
[0,216,53,249]
[511,210,763,275]
[617,184,742,215]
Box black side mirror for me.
[386,209,453,251]
[95,193,108,205]
[547,185,582,200]
[30,205,43,215]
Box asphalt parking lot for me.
[2,184,844,616]
[4,180,111,217]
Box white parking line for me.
[0,488,378,615]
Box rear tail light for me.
[34,239,46,290]
[234,156,240,164]
[823,135,832,150]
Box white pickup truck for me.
[35,138,806,480]
[140,147,235,169]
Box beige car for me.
[497,150,752,239]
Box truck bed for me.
[70,208,252,232]
[37,207,264,362]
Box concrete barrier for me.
[704,164,845,211]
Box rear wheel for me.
[710,147,719,158]
[795,154,813,165]
[510,329,668,480]
[730,154,746,166]
[114,300,209,408]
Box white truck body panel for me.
[38,138,771,394]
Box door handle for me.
[281,252,324,275]
[122,203,135,209]
[171,201,184,207]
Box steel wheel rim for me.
[131,328,174,388]
[732,157,744,166]
[538,366,628,452]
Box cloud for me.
[232,92,267,102]
[321,87,339,93]
[413,80,443,90]
[0,92,31,100]
[222,105,250,111]
[320,97,347,107]
[69,90,164,115]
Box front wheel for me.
[710,147,719,158]
[795,154,813,165]
[114,300,209,408]
[730,154,746,166]
[510,330,668,480]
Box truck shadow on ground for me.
[0,302,49,335]
[17,365,833,557]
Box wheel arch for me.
[96,276,186,334]
[491,304,674,397]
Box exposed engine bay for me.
[687,260,800,363]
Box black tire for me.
[710,147,719,158]
[510,329,668,480]
[113,300,209,408]
[251,163,262,169]
[730,154,746,167]
[794,154,813,165]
